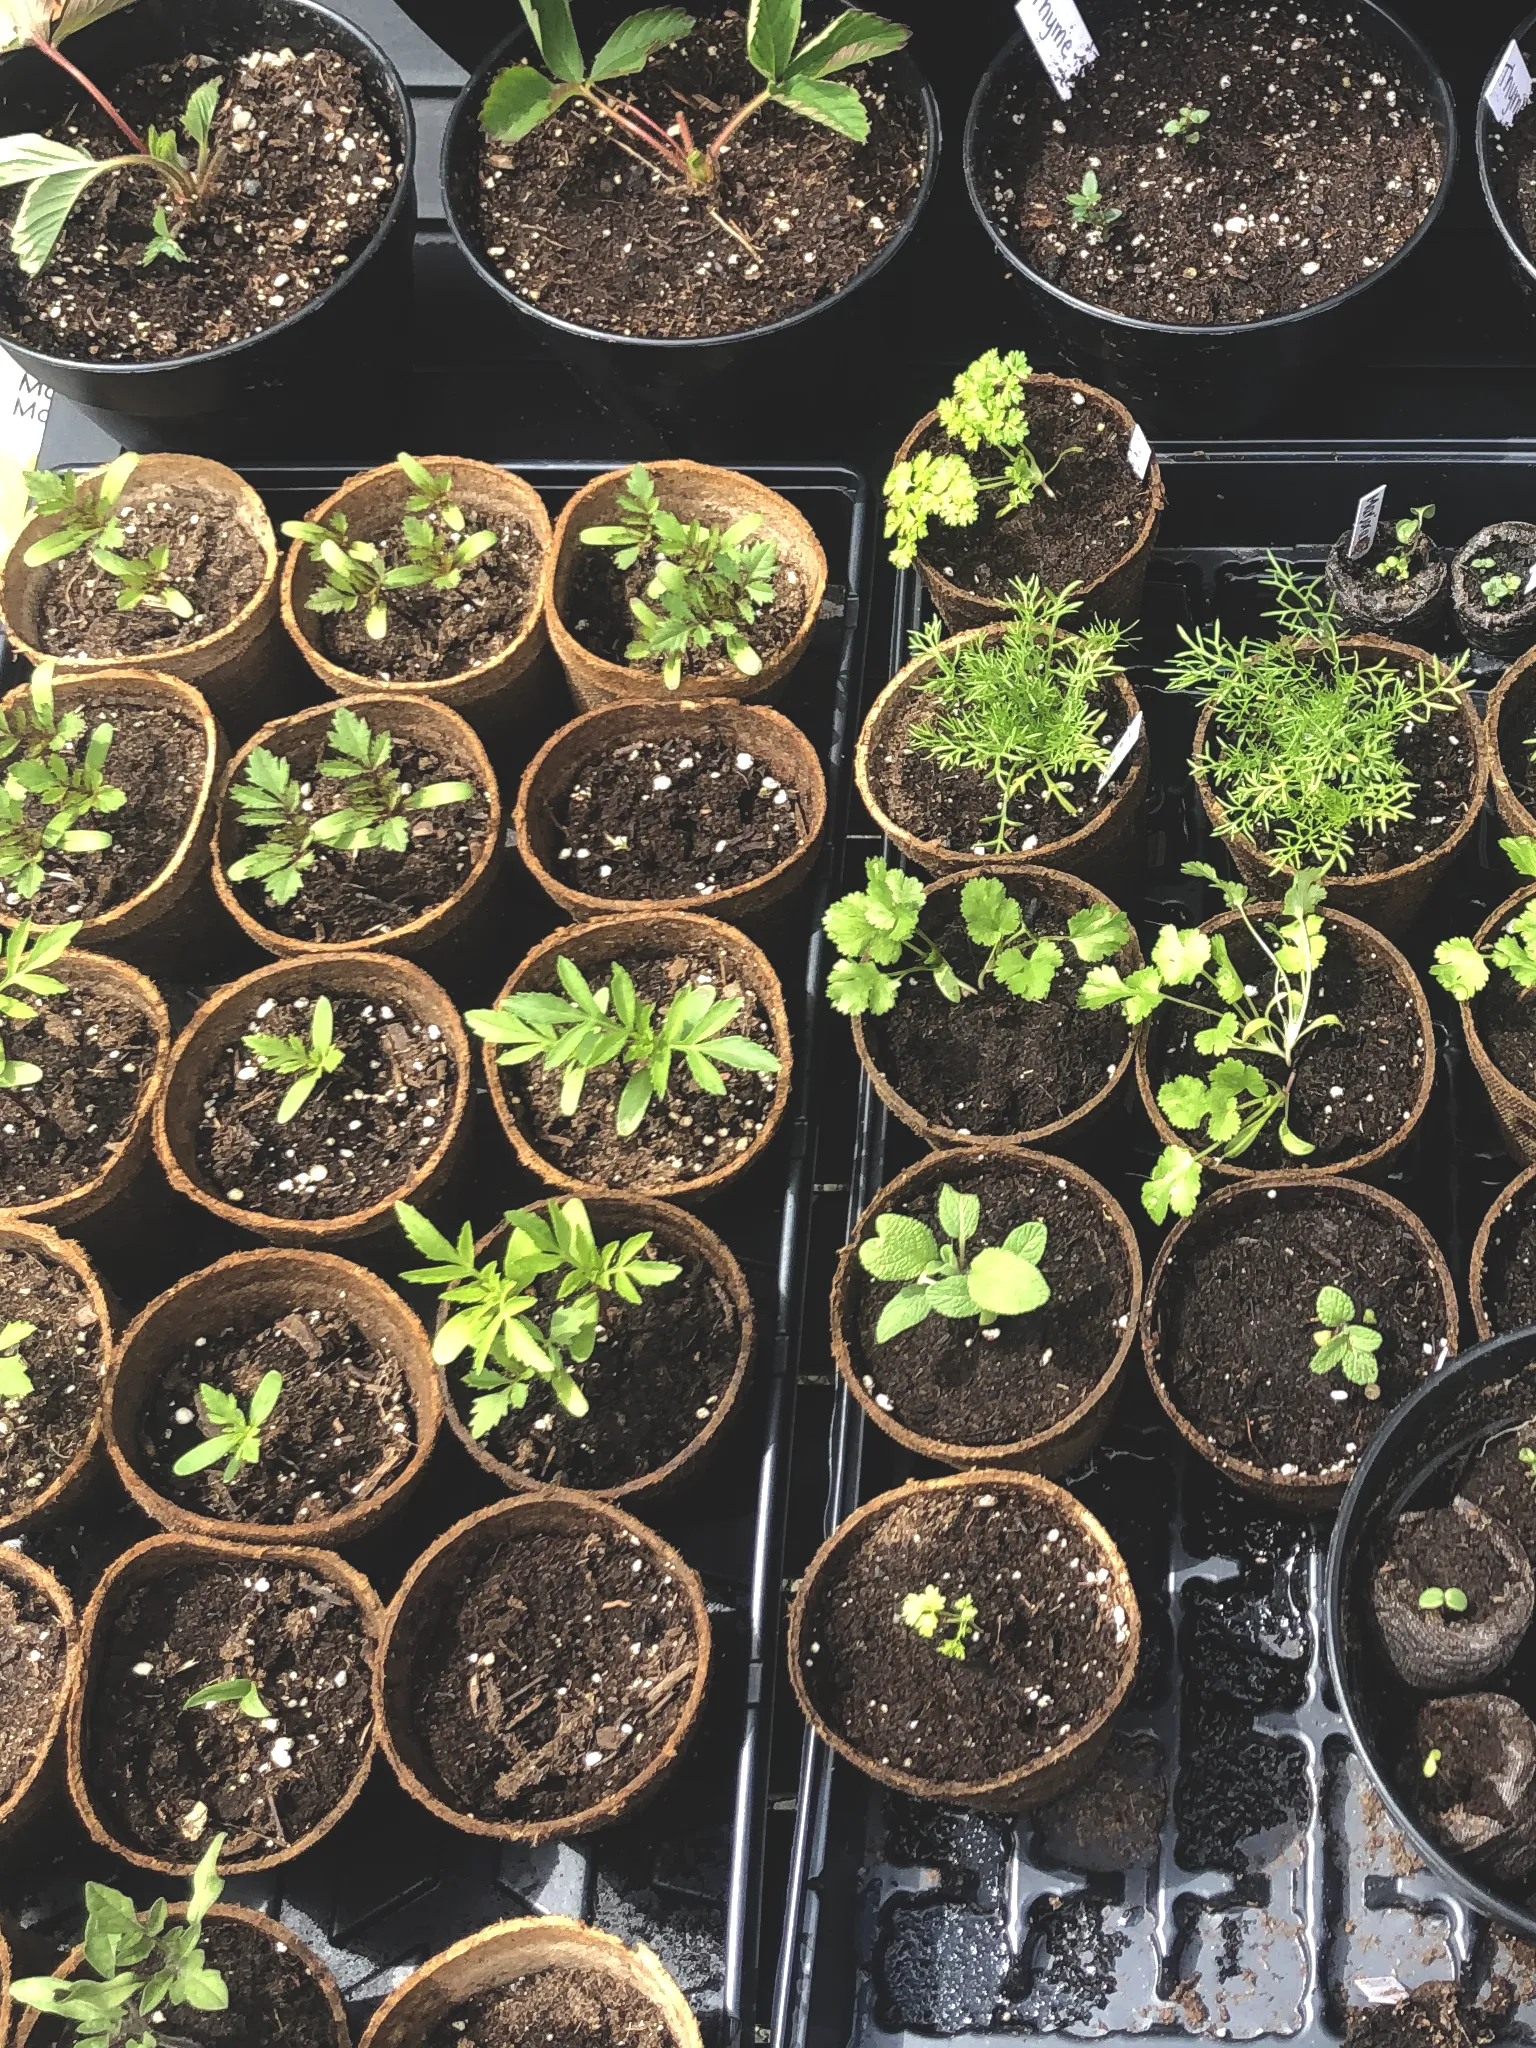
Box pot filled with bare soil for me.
[1471,1165,1536,1342]
[376,1493,711,1842]
[0,1218,111,1539]
[0,1548,76,1849]
[788,1469,1140,1807]
[1323,500,1448,643]
[1453,524,1536,659]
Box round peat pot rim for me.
[1478,11,1536,294]
[375,1491,712,1843]
[0,0,416,391]
[787,1467,1141,1807]
[356,1916,703,2048]
[67,1528,384,1876]
[105,1245,442,1545]
[1487,646,1536,839]
[153,948,472,1244]
[441,24,941,352]
[0,1546,77,1839]
[831,1143,1142,1473]
[212,692,502,957]
[962,2,1457,344]
[0,1217,112,1539]
[435,1195,755,1503]
[849,863,1141,1151]
[1325,1322,1536,1944]
[1142,1171,1459,1506]
[1459,879,1536,1151]
[854,628,1147,877]
[1471,1162,1536,1344]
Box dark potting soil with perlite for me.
[981,0,1443,326]
[1407,1692,1536,1877]
[0,1245,104,1517]
[423,1968,672,2048]
[0,49,400,363]
[798,1487,1135,1785]
[0,1572,68,1805]
[86,1556,373,1863]
[406,1524,700,1824]
[142,1307,416,1525]
[850,1156,1134,1448]
[1462,1420,1536,1560]
[194,991,455,1220]
[0,978,156,1207]
[565,529,811,685]
[468,14,927,340]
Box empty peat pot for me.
[1369,1496,1535,1691]
[0,1549,76,1852]
[356,1918,702,2048]
[0,1219,112,1540]
[788,1469,1140,1808]
[1452,524,1536,659]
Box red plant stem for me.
[584,86,692,177]
[32,33,146,154]
[706,89,769,164]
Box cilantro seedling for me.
[899,1585,979,1660]
[183,1677,270,1718]
[0,918,80,1088]
[1081,865,1341,1222]
[1310,1285,1382,1398]
[1065,168,1121,229]
[468,959,781,1137]
[170,1371,282,1484]
[396,1195,681,1435]
[1163,104,1209,142]
[20,452,137,566]
[1418,1586,1469,1614]
[241,995,343,1124]
[1431,836,1536,1001]
[1373,503,1434,584]
[0,1319,35,1399]
[883,351,1080,571]
[580,464,781,689]
[10,1830,230,2047]
[1423,1747,1442,1778]
[90,540,194,619]
[859,1181,1049,1341]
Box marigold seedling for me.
[310,706,475,857]
[1422,1746,1442,1778]
[860,1182,1049,1341]
[0,918,79,1089]
[1417,1586,1469,1614]
[0,670,86,766]
[183,1676,271,1719]
[91,539,194,618]
[1065,167,1121,229]
[171,1372,282,1484]
[20,452,137,566]
[1310,1285,1381,1397]
[1431,836,1536,1001]
[224,748,313,906]
[0,1318,35,1399]
[1163,104,1209,142]
[899,1585,979,1660]
[242,995,344,1124]
[1373,503,1434,584]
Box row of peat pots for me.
[17,0,1536,440]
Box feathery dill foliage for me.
[1163,559,1468,874]
[905,579,1130,850]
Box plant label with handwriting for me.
[1015,0,1098,100]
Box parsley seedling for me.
[1065,168,1121,229]
[860,1181,1049,1341]
[20,453,138,566]
[0,1319,35,1399]
[1418,1586,1469,1615]
[183,1677,271,1719]
[241,995,344,1124]
[1310,1285,1382,1398]
[1373,504,1434,584]
[1163,104,1209,142]
[170,1372,282,1484]
[1432,837,1536,1001]
[0,918,80,1089]
[899,1585,979,1660]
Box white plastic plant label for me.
[1126,423,1152,481]
[0,356,51,551]
[1487,40,1533,128]
[1095,712,1143,794]
[1348,486,1386,560]
[1014,0,1098,101]
[1523,560,1536,597]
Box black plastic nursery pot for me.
[1479,7,1536,305]
[0,0,417,449]
[962,0,1458,428]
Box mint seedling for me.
[0,919,80,1088]
[171,1371,282,1484]
[1431,836,1536,1001]
[20,453,137,566]
[183,1677,270,1718]
[1310,1285,1381,1398]
[0,1319,36,1399]
[1065,168,1121,229]
[1163,104,1209,142]
[859,1181,1049,1342]
[1374,504,1434,584]
[1418,1586,1469,1615]
[900,1585,978,1661]
[242,996,343,1124]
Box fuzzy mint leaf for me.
[874,1284,932,1343]
[925,1273,980,1320]
[859,1211,939,1282]
[1316,1285,1354,1325]
[936,1183,979,1245]
[967,1245,1049,1317]
[1003,1220,1048,1263]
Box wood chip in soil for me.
[980,0,1443,327]
[1148,1184,1448,1480]
[467,10,926,340]
[798,1487,1134,1785]
[405,1522,700,1825]
[0,1572,68,1805]
[194,990,455,1221]
[0,1244,105,1518]
[507,947,778,1190]
[140,1306,416,1526]
[0,48,400,363]
[85,1555,373,1863]
[0,977,157,1208]
[35,484,264,658]
[850,1154,1132,1449]
[423,1968,673,2048]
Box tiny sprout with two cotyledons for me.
[1418,1586,1469,1614]
[1374,504,1434,583]
[1471,557,1524,608]
[183,1677,271,1719]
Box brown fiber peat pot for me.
[1455,883,1536,1162]
[377,1494,711,1843]
[832,1146,1141,1479]
[849,866,1140,1152]
[516,699,827,931]
[0,1219,111,1540]
[0,456,283,736]
[1471,1165,1536,1342]
[430,1197,754,1503]
[154,950,470,1246]
[546,464,828,711]
[105,1247,441,1545]
[357,1918,703,2048]
[789,1470,1139,1808]
[478,911,790,1204]
[1141,1175,1457,1507]
[1137,901,1433,1187]
[1487,645,1536,840]
[1452,523,1536,659]
[213,694,502,960]
[67,1530,381,1875]
[889,374,1163,633]
[0,1548,76,1849]
[855,622,1147,887]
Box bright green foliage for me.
[7,713,124,821]
[224,749,312,906]
[0,781,111,901]
[91,541,194,618]
[900,1585,979,1660]
[1522,1444,1536,1487]
[1164,558,1468,873]
[0,1318,35,1399]
[859,1180,1049,1342]
[242,995,343,1124]
[283,514,392,641]
[1065,168,1121,228]
[183,1677,270,1718]
[310,707,475,855]
[1431,837,1536,1000]
[0,919,77,1088]
[10,1831,229,2047]
[1374,504,1434,583]
[906,579,1131,847]
[467,957,781,1139]
[396,1195,681,1435]
[1418,1585,1469,1614]
[170,1372,281,1484]
[1484,572,1523,607]
[580,465,780,689]
[0,671,86,766]
[21,452,137,565]
[1163,104,1209,141]
[141,204,187,264]
[1310,1284,1382,1396]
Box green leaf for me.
[1157,1072,1209,1131]
[771,72,869,138]
[994,938,1061,1002]
[182,75,221,149]
[590,6,695,78]
[968,1246,1050,1317]
[1193,1012,1241,1058]
[958,874,1020,948]
[747,0,800,81]
[615,1069,654,1137]
[1078,962,1164,1021]
[874,1285,932,1342]
[936,1183,979,1245]
[784,8,909,78]
[858,1211,939,1282]
[249,1369,282,1427]
[1504,835,1536,879]
[1430,936,1488,1001]
[482,62,560,140]
[1002,1220,1047,1264]
[1066,902,1132,963]
[1152,924,1210,986]
[183,1678,269,1718]
[519,0,586,80]
[925,1274,980,1320]
[1316,1285,1354,1327]
[1143,1146,1203,1224]
[0,132,98,187]
[827,958,897,1016]
[12,159,111,276]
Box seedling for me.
[310,706,476,856]
[183,1677,271,1719]
[1430,836,1536,1001]
[1165,558,1468,873]
[1310,1285,1382,1398]
[170,1372,282,1484]
[11,1829,229,2045]
[0,783,113,900]
[883,351,1080,571]
[468,958,781,1138]
[20,452,137,566]
[899,1585,979,1661]
[905,578,1130,848]
[395,1196,681,1434]
[0,670,86,765]
[481,0,909,194]
[1522,1444,1536,1487]
[0,1319,35,1399]
[282,515,392,641]
[1065,167,1121,229]
[859,1182,1049,1341]
[1374,504,1434,583]
[1081,865,1340,1222]
[823,861,1130,1018]
[580,465,780,689]
[224,749,313,906]
[1480,568,1523,608]
[7,713,125,821]
[241,995,344,1124]
[0,919,80,1089]
[90,540,194,619]
[1163,104,1209,142]
[1423,1747,1442,1778]
[1418,1586,1469,1614]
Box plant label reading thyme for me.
[1487,40,1535,128]
[1125,424,1152,483]
[1014,0,1098,99]
[1095,712,1144,794]
[1348,487,1387,561]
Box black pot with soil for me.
[1479,11,1536,308]
[1323,511,1449,641]
[1452,522,1536,655]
